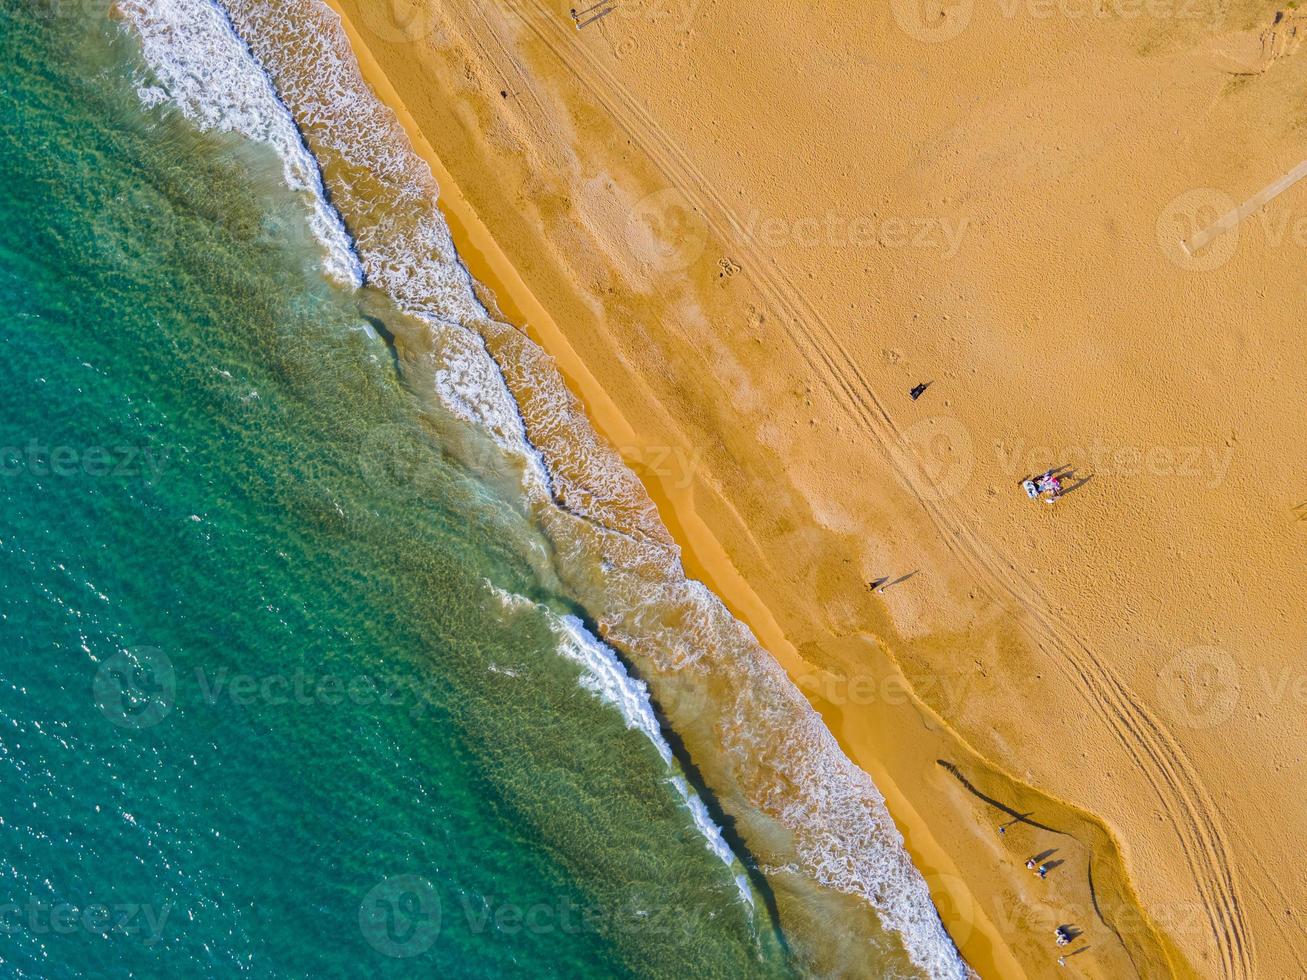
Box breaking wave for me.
[487,581,754,905]
[117,0,361,287]
[117,1,970,975]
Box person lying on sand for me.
[1023,470,1064,504]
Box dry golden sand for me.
[325,0,1307,975]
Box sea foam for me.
[486,582,752,898]
[119,2,970,975]
[117,0,361,287]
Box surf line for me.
[1184,155,1307,255]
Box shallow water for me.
[0,0,966,976]
[0,6,784,975]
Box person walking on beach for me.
[1000,812,1031,834]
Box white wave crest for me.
[485,582,751,895]
[120,1,970,973]
[116,0,362,287]
[552,611,673,766]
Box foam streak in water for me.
[487,583,751,895]
[119,1,970,974]
[118,0,558,504]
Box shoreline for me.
[312,3,1169,977]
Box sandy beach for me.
[320,0,1307,975]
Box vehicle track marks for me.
[457,6,1255,974]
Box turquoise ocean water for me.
[0,0,979,975]
[0,4,791,975]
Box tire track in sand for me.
[460,6,1254,976]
